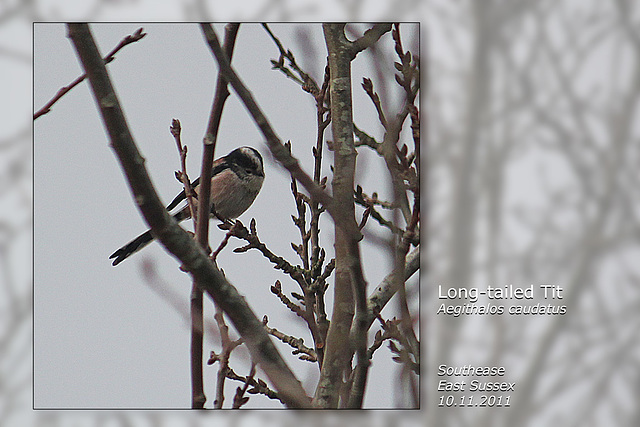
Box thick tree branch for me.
[315,23,370,409]
[67,23,310,409]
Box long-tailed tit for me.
[109,146,264,266]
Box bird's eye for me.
[245,168,253,175]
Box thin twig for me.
[260,28,336,370]
[270,281,306,318]
[170,116,205,409]
[232,363,256,408]
[354,187,419,245]
[287,143,310,270]
[212,305,242,408]
[231,218,327,365]
[262,37,332,369]
[263,316,317,362]
[262,23,320,95]
[349,23,393,59]
[210,224,234,261]
[171,119,198,225]
[309,64,331,369]
[34,27,146,119]
[388,25,421,379]
[230,219,309,291]
[354,124,382,152]
[362,77,388,129]
[349,247,420,342]
[226,367,283,403]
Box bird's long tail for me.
[109,209,191,266]
[109,230,155,266]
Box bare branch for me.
[263,315,318,362]
[270,280,306,318]
[170,119,198,225]
[263,23,320,94]
[362,77,388,128]
[34,27,146,120]
[212,305,242,408]
[232,363,256,408]
[229,219,309,291]
[349,247,420,342]
[349,23,393,59]
[226,366,282,403]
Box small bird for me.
[109,146,264,266]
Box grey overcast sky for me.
[33,23,420,409]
